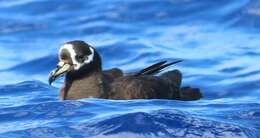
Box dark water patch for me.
[0,81,58,107]
[5,55,57,75]
[198,79,260,99]
[97,42,154,68]
[1,109,255,138]
[185,74,226,85]
[181,58,226,69]
[0,0,85,16]
[234,70,260,78]
[0,81,54,94]
[227,80,260,95]
[220,66,245,73]
[0,101,96,122]
[244,51,260,56]
[0,19,45,34]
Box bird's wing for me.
[103,68,123,81]
[134,60,183,76]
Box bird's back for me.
[102,68,123,81]
[106,70,182,99]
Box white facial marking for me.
[60,44,79,69]
[59,44,94,70]
[84,47,94,64]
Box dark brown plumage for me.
[49,40,202,100]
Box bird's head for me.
[48,40,101,85]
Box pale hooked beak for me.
[48,62,71,85]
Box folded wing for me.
[134,60,183,76]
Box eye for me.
[77,55,84,59]
[76,55,85,63]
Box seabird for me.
[49,40,202,100]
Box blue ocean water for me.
[0,0,260,137]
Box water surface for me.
[0,0,260,137]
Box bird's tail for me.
[161,70,202,101]
[180,86,202,100]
